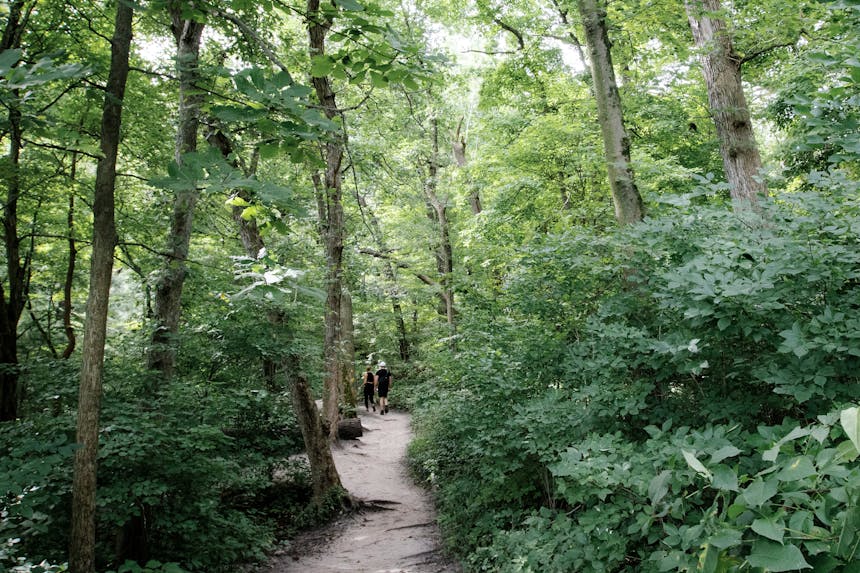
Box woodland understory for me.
[1,0,860,572]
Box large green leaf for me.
[747,541,811,571]
[751,516,786,543]
[840,406,860,454]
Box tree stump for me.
[337,417,363,440]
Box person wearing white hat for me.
[375,361,392,415]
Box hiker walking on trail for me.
[376,361,392,415]
[362,366,376,412]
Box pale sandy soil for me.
[264,407,461,573]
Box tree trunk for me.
[68,3,133,571]
[684,0,765,209]
[452,119,481,215]
[0,1,29,422]
[286,352,345,500]
[341,289,357,407]
[424,118,456,339]
[355,193,411,362]
[337,417,363,440]
[577,0,644,225]
[62,156,78,359]
[147,12,206,378]
[308,0,349,439]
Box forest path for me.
[265,407,460,573]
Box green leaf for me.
[840,406,860,454]
[310,55,334,78]
[747,541,811,571]
[699,543,720,573]
[711,445,742,464]
[0,48,22,73]
[711,465,739,491]
[776,456,816,481]
[682,449,712,479]
[334,0,364,9]
[648,470,671,505]
[751,517,786,543]
[741,478,778,508]
[709,528,743,549]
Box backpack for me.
[377,369,390,384]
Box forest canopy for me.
[1,0,859,571]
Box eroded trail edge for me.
[266,408,460,573]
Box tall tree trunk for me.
[147,10,205,377]
[452,118,481,215]
[0,0,34,422]
[355,193,411,362]
[308,0,349,439]
[340,289,357,407]
[62,155,78,359]
[577,0,644,225]
[424,118,455,337]
[206,129,344,498]
[684,0,765,209]
[68,3,133,571]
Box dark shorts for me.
[377,382,389,398]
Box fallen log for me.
[337,417,363,440]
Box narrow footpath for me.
[266,407,460,573]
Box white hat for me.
[379,361,386,367]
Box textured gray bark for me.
[685,0,765,209]
[147,11,205,377]
[69,2,133,571]
[308,0,350,439]
[577,0,644,225]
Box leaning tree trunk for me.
[685,0,765,209]
[577,0,644,225]
[286,351,346,500]
[308,0,350,439]
[147,11,205,378]
[68,3,133,571]
[0,0,32,422]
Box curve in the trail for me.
[266,407,460,573]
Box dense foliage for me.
[3,0,860,571]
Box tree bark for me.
[62,156,78,359]
[424,118,455,338]
[341,289,357,407]
[308,0,349,439]
[286,352,345,500]
[684,0,766,209]
[68,2,133,571]
[0,0,32,422]
[147,9,206,378]
[577,0,644,225]
[452,118,481,215]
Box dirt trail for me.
[265,407,460,573]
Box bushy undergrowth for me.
[0,371,312,572]
[409,180,860,572]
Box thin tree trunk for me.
[577,0,644,225]
[147,11,205,377]
[68,3,133,571]
[424,118,455,337]
[684,0,765,209]
[355,193,411,362]
[62,155,78,359]
[452,118,481,215]
[308,0,348,439]
[340,289,357,407]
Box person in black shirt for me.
[362,366,376,412]
[375,361,392,415]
